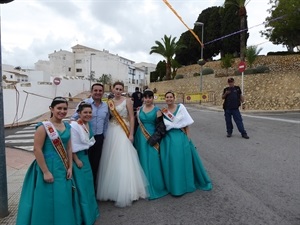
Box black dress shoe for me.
[227,133,232,137]
[242,134,249,139]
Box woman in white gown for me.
[96,81,148,207]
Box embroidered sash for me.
[161,107,175,122]
[76,119,96,145]
[42,121,69,171]
[107,99,130,137]
[77,119,89,133]
[161,106,186,134]
[137,109,160,152]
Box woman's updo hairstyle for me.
[77,101,92,113]
[50,97,68,118]
[143,89,154,98]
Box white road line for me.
[5,139,34,143]
[13,146,34,151]
[24,126,36,130]
[6,134,34,139]
[243,114,300,124]
[16,130,36,134]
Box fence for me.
[154,91,216,104]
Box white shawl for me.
[70,121,95,153]
[163,104,194,131]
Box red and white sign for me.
[238,61,246,73]
[53,77,61,85]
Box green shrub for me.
[175,74,184,79]
[255,65,270,73]
[234,68,257,75]
[202,68,214,75]
[193,72,200,77]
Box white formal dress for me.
[96,99,148,207]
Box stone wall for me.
[149,55,300,110]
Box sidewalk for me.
[0,148,35,224]
[0,92,89,224]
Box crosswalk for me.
[5,119,70,152]
[5,123,36,151]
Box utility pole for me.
[0,0,15,218]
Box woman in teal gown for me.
[160,91,212,196]
[16,97,81,225]
[134,89,168,200]
[70,102,99,225]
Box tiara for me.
[53,97,67,102]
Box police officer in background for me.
[131,87,143,134]
[222,78,249,139]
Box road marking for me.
[23,126,36,130]
[5,139,34,144]
[16,130,36,134]
[6,134,34,138]
[243,114,300,124]
[13,146,34,151]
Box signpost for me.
[53,77,61,85]
[238,61,246,95]
[53,77,61,97]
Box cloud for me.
[1,0,286,68]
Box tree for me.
[175,6,222,65]
[175,31,199,65]
[150,60,166,82]
[245,45,262,68]
[195,6,223,60]
[150,35,185,80]
[171,59,181,79]
[225,0,249,60]
[221,54,234,76]
[261,0,300,51]
[221,0,249,58]
[98,74,112,85]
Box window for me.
[68,67,71,72]
[129,78,131,84]
[76,59,82,64]
[10,75,13,79]
[136,80,138,84]
[76,68,82,72]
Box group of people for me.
[16,78,248,224]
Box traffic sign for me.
[53,77,61,85]
[238,61,246,73]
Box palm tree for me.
[150,35,184,80]
[225,0,249,61]
[245,45,262,68]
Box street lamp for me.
[195,22,205,100]
[0,0,15,218]
[90,53,96,89]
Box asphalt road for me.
[96,107,300,225]
[4,107,299,225]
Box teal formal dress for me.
[160,105,212,196]
[134,106,168,199]
[16,122,81,225]
[72,124,99,225]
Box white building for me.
[2,64,29,83]
[133,62,156,88]
[35,44,150,92]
